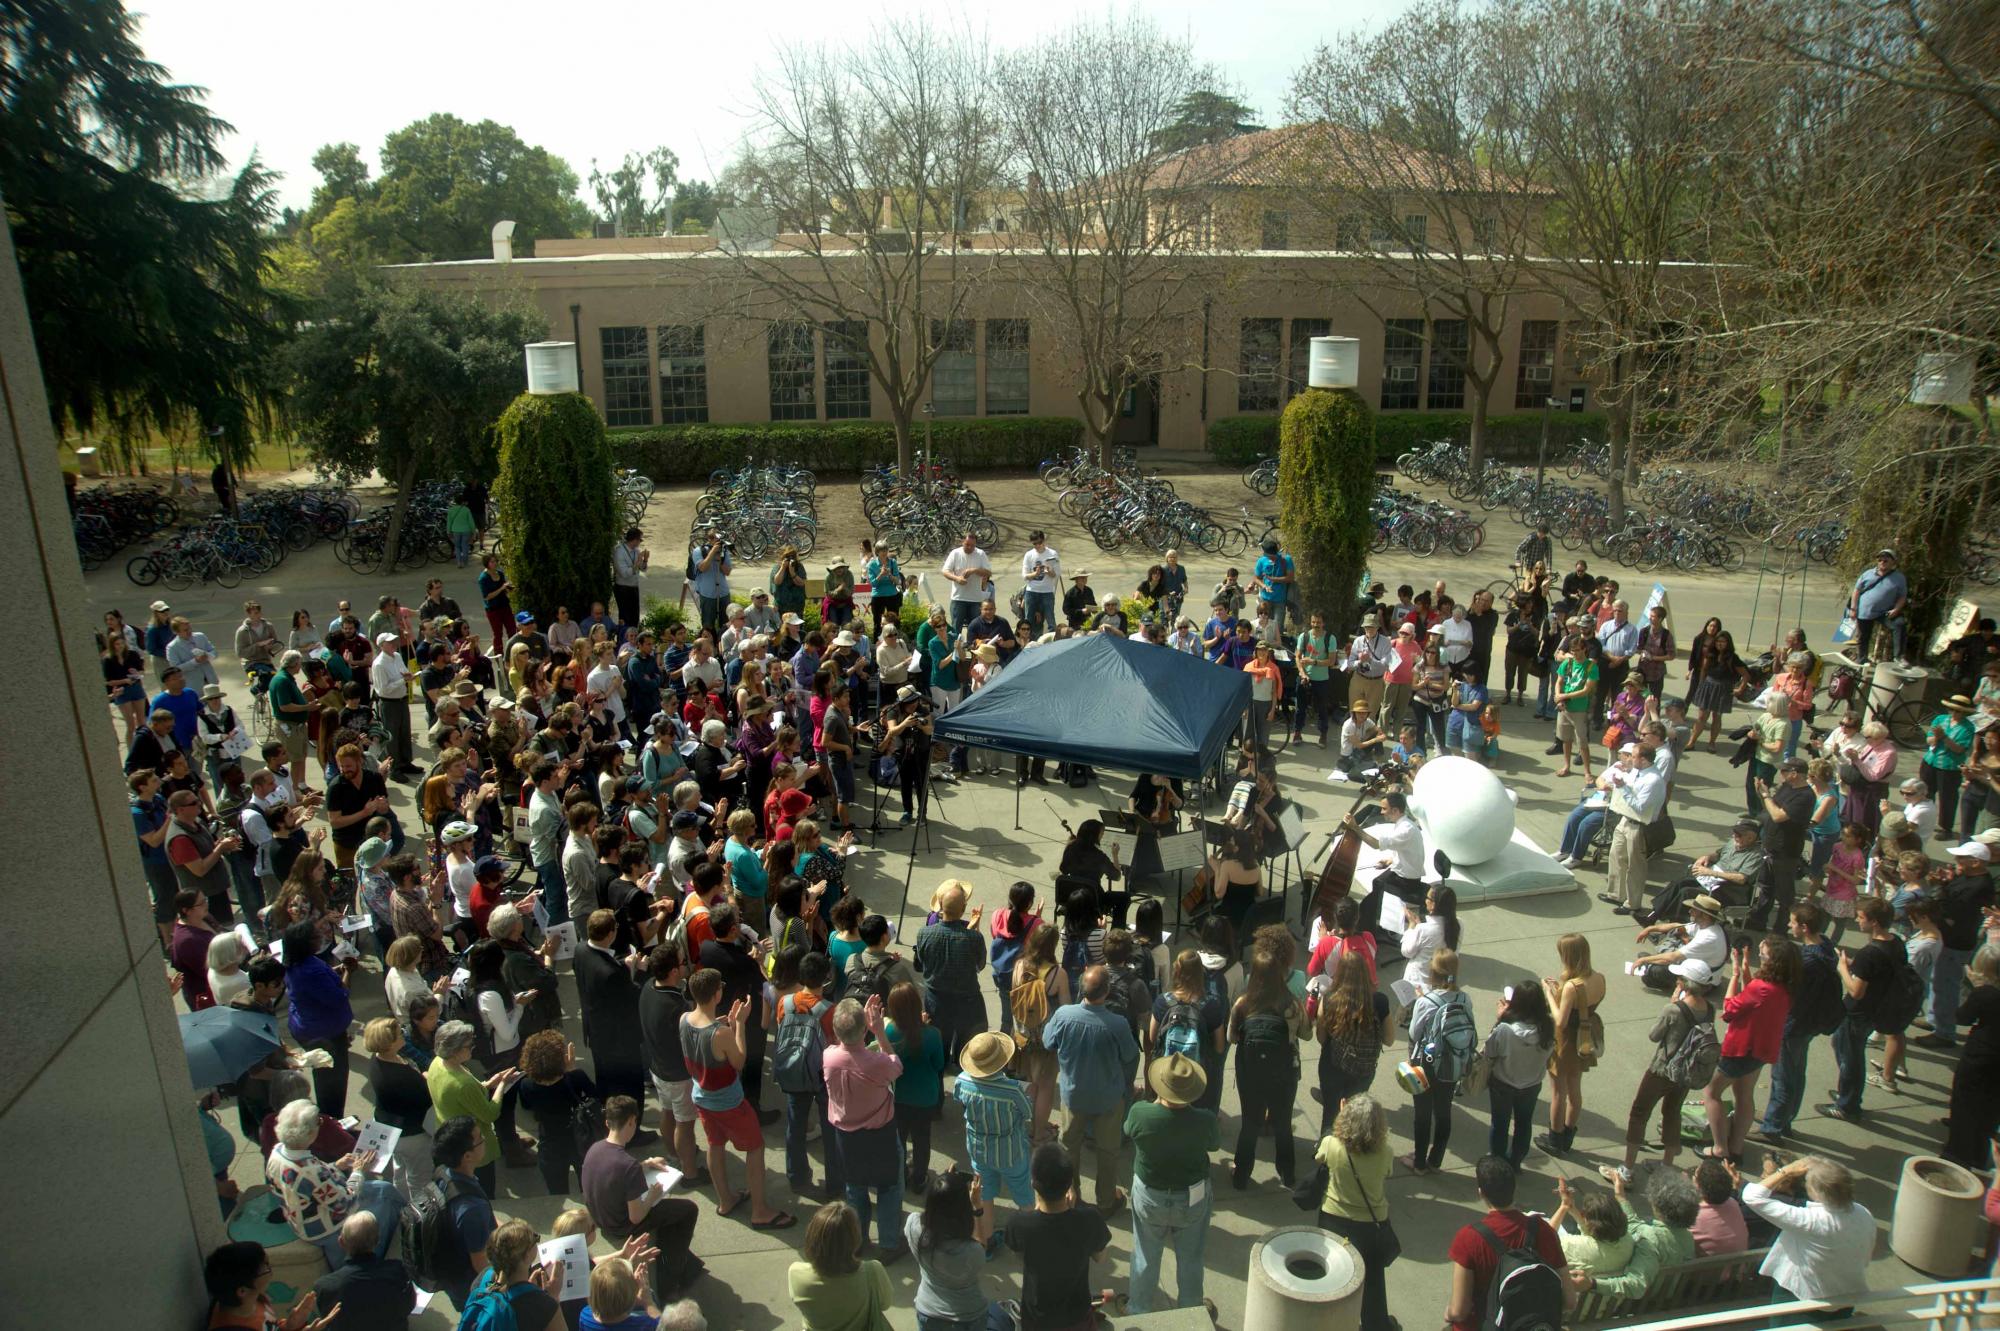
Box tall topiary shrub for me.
[1279,387,1376,636]
[1840,410,1976,660]
[494,392,619,621]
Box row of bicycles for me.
[862,459,997,556]
[73,484,184,569]
[1369,483,1487,557]
[125,485,361,589]
[690,462,818,559]
[1042,445,1276,556]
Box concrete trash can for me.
[1244,1226,1364,1331]
[1867,661,1928,720]
[1890,1154,1986,1276]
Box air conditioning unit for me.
[1525,365,1552,383]
[1388,365,1418,382]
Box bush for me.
[639,595,690,640]
[495,393,619,622]
[1209,409,1610,466]
[608,417,1084,482]
[1279,389,1376,638]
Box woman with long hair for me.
[1314,1093,1396,1331]
[1014,922,1070,1141]
[885,980,947,1194]
[1689,626,1749,753]
[1402,948,1474,1175]
[1955,725,2000,841]
[1058,886,1105,994]
[1483,979,1556,1169]
[1538,933,1607,1158]
[1229,926,1306,1188]
[1314,951,1389,1133]
[1152,948,1228,1114]
[1206,827,1264,946]
[1410,641,1451,752]
[102,625,149,745]
[906,1168,998,1330]
[1703,935,1799,1162]
[1057,818,1127,927]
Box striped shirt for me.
[952,1072,1033,1175]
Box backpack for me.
[772,994,831,1094]
[441,985,496,1063]
[1104,966,1148,1041]
[569,1093,606,1161]
[848,953,899,1005]
[1791,947,1847,1037]
[989,919,1027,982]
[458,1270,537,1331]
[1874,949,1926,1033]
[1236,1006,1298,1084]
[1010,963,1055,1047]
[1475,1219,1566,1331]
[1060,932,1091,986]
[1662,1002,1722,1090]
[1157,998,1206,1061]
[1414,991,1478,1084]
[400,1167,471,1288]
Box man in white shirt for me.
[1348,618,1394,721]
[1166,617,1203,656]
[679,639,723,697]
[940,532,992,634]
[1603,742,1669,913]
[1019,532,1061,639]
[744,590,779,637]
[1344,790,1426,944]
[369,632,419,778]
[1633,894,1731,986]
[665,810,707,890]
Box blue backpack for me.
[1158,998,1206,1060]
[990,922,1027,982]
[457,1267,537,1331]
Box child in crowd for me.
[1391,723,1427,768]
[1819,823,1869,943]
[1890,850,1934,931]
[1480,704,1502,763]
[1690,1157,1748,1256]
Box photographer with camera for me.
[689,527,734,638]
[877,685,934,828]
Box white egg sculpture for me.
[1408,755,1518,866]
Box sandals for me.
[751,1210,798,1231]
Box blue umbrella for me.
[179,1006,283,1088]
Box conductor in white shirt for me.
[940,532,992,635]
[1342,790,1427,945]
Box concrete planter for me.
[1890,1154,1986,1276]
[1244,1226,1365,1331]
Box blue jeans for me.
[451,532,471,566]
[845,1177,905,1254]
[226,852,266,935]
[1129,1176,1212,1313]
[1932,946,1971,1041]
[1829,1015,1870,1116]
[1558,804,1607,859]
[1758,1028,1813,1133]
[309,1179,404,1269]
[949,601,981,634]
[1024,590,1055,640]
[786,1092,842,1192]
[1263,599,1289,640]
[1487,1079,1540,1167]
[1535,671,1555,717]
[1446,709,1477,755]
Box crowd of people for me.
[122,516,2000,1331]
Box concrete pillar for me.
[0,203,225,1315]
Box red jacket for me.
[1722,977,1790,1063]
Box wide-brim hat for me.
[1944,695,1975,712]
[974,643,1000,664]
[832,632,859,649]
[959,1031,1016,1079]
[1147,1052,1208,1106]
[1880,812,1911,840]
[1689,893,1724,917]
[355,837,391,872]
[896,685,921,704]
[452,679,479,697]
[199,684,224,700]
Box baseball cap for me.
[1949,841,1993,862]
[473,855,506,882]
[1731,819,1760,836]
[1668,958,1717,986]
[1778,757,1808,774]
[149,600,170,613]
[375,632,399,646]
[515,611,536,625]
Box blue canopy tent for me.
[931,633,1252,781]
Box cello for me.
[1308,761,1406,929]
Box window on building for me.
[657,324,708,424]
[1237,318,1282,412]
[1426,318,1467,410]
[930,319,976,416]
[1261,210,1290,250]
[599,326,653,427]
[1336,215,1365,251]
[1368,218,1396,251]
[1471,215,1498,251]
[824,320,871,419]
[1381,318,1423,410]
[768,323,816,421]
[1286,317,1332,399]
[985,319,1030,415]
[1403,213,1428,251]
[1515,319,1558,410]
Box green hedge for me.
[1208,409,1610,466]
[609,417,1084,481]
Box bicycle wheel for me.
[1219,527,1250,557]
[1406,522,1438,557]
[1449,525,1480,557]
[211,557,243,588]
[161,556,197,591]
[1884,699,1929,751]
[125,553,162,587]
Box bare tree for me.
[1511,0,1714,519]
[709,19,1002,472]
[995,15,1225,468]
[1287,0,1543,482]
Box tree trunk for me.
[1086,381,1121,471]
[1603,352,1628,524]
[1467,377,1492,485]
[891,408,915,476]
[380,453,420,575]
[1623,389,1641,489]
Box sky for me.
[131,0,1416,212]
